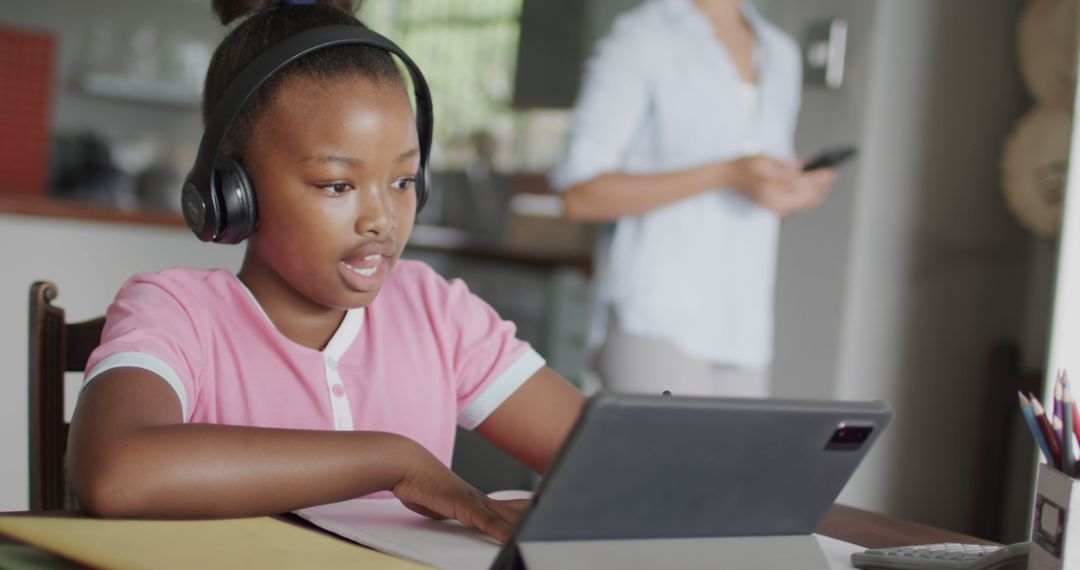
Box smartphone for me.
[803,146,857,171]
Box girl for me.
[67,0,585,543]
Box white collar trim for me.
[230,273,365,357]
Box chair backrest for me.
[28,281,104,510]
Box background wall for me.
[837,0,1035,537]
[766,0,1043,540]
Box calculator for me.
[850,541,1030,570]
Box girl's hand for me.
[392,444,527,542]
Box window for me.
[361,0,523,169]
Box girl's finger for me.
[487,498,528,525]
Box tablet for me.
[510,392,892,543]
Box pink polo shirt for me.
[83,260,545,470]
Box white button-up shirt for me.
[551,0,802,369]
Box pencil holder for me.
[1030,463,1080,569]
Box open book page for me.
[295,492,866,570]
[818,534,867,568]
[293,491,531,570]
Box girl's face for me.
[242,73,420,311]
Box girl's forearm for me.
[71,424,423,518]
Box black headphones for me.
[181,25,434,244]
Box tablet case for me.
[493,392,892,569]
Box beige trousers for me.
[595,327,771,398]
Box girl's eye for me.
[319,182,352,195]
[392,177,416,191]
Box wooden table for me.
[818,505,997,549]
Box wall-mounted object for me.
[1018,0,1078,109]
[1001,0,1077,238]
[77,19,210,110]
[802,18,847,89]
[0,25,56,196]
[1002,106,1072,238]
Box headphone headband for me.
[182,25,434,242]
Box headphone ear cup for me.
[182,179,220,242]
[213,156,258,244]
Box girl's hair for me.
[206,0,403,156]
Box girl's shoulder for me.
[115,267,244,314]
[389,258,440,279]
[383,259,454,300]
[380,259,480,316]
[122,266,236,292]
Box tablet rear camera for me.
[826,423,873,450]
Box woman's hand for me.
[392,443,527,542]
[792,167,836,214]
[726,155,836,216]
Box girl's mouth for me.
[342,254,382,277]
[338,254,388,292]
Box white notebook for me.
[294,495,865,570]
[294,495,513,570]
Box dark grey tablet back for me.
[515,393,892,542]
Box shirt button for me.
[326,357,338,371]
[331,384,346,398]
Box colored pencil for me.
[1031,395,1063,469]
[1020,392,1055,467]
[1054,376,1063,429]
[1056,417,1072,475]
[1066,374,1080,446]
[1065,385,1076,476]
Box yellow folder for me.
[0,515,428,569]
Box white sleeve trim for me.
[83,352,190,422]
[458,348,546,430]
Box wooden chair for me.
[28,281,105,510]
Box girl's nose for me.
[355,185,396,236]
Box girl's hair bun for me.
[211,0,359,26]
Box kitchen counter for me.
[0,195,593,273]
